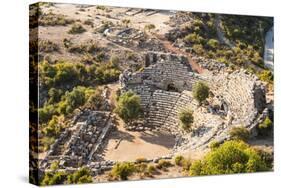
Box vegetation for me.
[177,13,273,73]
[178,109,194,131]
[41,171,67,185]
[39,12,74,26]
[258,70,273,83]
[39,39,60,53]
[209,140,220,150]
[39,61,120,91]
[110,162,136,180]
[38,86,102,151]
[156,159,172,170]
[115,91,142,123]
[122,19,131,27]
[192,81,209,104]
[67,167,93,184]
[68,24,86,34]
[144,24,156,32]
[174,155,185,166]
[40,166,92,185]
[229,126,250,142]
[259,116,273,130]
[189,140,269,176]
[174,155,191,171]
[258,116,273,136]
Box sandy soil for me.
[99,116,175,162]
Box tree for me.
[114,91,142,123]
[178,109,194,131]
[192,81,210,104]
[64,86,87,111]
[189,140,268,176]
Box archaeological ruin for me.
[39,51,269,177]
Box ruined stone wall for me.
[40,111,113,170]
[208,70,266,127]
[120,52,203,93]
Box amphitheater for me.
[39,52,268,176]
[120,52,267,153]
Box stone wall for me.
[40,111,113,170]
[120,52,203,93]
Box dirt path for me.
[154,34,204,74]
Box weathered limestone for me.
[120,52,203,93]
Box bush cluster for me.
[189,140,269,176]
[39,61,120,90]
[40,166,92,185]
[110,162,136,180]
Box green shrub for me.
[189,140,268,176]
[193,44,205,55]
[67,167,93,184]
[184,33,204,44]
[39,39,60,53]
[258,116,273,136]
[111,162,136,180]
[178,109,194,131]
[182,159,192,171]
[96,5,106,10]
[41,171,67,185]
[192,81,210,104]
[258,70,273,83]
[147,165,157,174]
[209,141,220,150]
[145,24,156,32]
[255,148,273,169]
[207,39,219,49]
[50,161,59,171]
[68,24,86,34]
[174,155,185,166]
[229,126,250,141]
[156,159,172,170]
[259,116,272,130]
[115,91,142,123]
